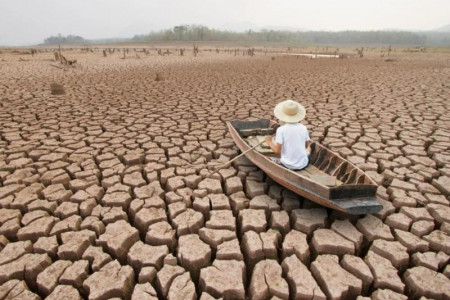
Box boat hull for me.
[228,120,382,215]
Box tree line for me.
[43,34,87,45]
[43,25,450,46]
[132,25,449,46]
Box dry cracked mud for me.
[0,46,449,299]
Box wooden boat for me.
[227,119,382,215]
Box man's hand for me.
[265,136,282,155]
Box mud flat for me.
[0,46,449,299]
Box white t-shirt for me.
[275,123,310,170]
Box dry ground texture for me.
[0,46,449,300]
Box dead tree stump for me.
[50,83,66,95]
[155,73,164,81]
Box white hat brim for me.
[274,100,306,123]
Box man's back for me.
[275,123,310,170]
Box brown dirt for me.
[0,46,449,299]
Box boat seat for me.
[297,165,343,187]
[239,128,275,137]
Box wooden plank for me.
[330,197,383,214]
[246,137,273,155]
[246,137,257,147]
[304,165,322,174]
[239,128,274,137]
[255,136,270,148]
[298,165,343,186]
[309,174,336,187]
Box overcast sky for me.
[1,0,449,46]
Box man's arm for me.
[265,136,282,155]
[305,128,311,154]
[305,140,311,154]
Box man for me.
[265,99,311,170]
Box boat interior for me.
[232,120,373,188]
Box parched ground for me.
[0,48,449,300]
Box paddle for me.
[205,139,266,178]
[185,122,280,177]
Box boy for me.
[265,99,311,170]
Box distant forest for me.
[43,34,87,45]
[132,25,450,46]
[44,25,450,46]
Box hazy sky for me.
[1,0,449,46]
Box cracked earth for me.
[0,47,449,299]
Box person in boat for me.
[265,99,311,171]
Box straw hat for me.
[274,99,306,123]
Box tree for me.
[173,25,188,40]
[43,34,87,45]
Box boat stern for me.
[330,197,383,215]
